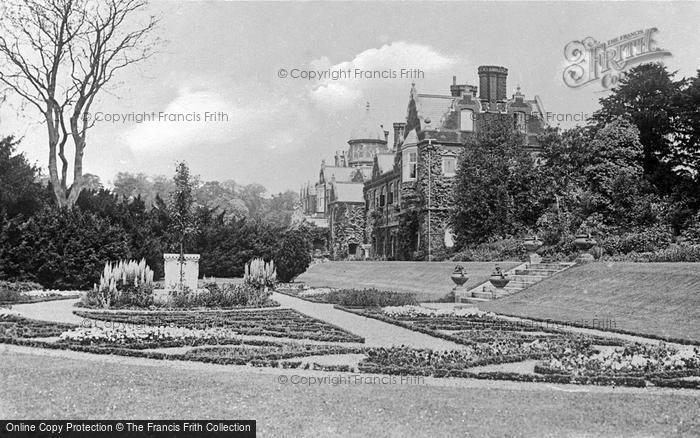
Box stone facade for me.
[302,65,548,260]
[300,103,388,259]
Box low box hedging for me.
[73,308,365,343]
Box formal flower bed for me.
[345,305,627,347]
[538,343,700,377]
[73,308,364,343]
[183,343,363,364]
[0,287,82,304]
[58,325,246,348]
[381,305,493,319]
[0,314,76,338]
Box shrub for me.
[275,229,313,282]
[600,226,674,255]
[0,280,44,303]
[82,259,155,308]
[647,244,700,262]
[244,258,277,289]
[0,207,129,289]
[326,289,418,307]
[451,238,526,262]
[169,282,271,308]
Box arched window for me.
[460,109,474,132]
[387,182,394,204]
[380,186,386,207]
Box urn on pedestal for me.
[523,236,543,264]
[489,265,510,295]
[574,233,597,264]
[450,265,469,303]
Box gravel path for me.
[272,292,466,349]
[10,298,83,324]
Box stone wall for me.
[330,203,365,259]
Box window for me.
[316,185,325,213]
[460,109,474,132]
[380,187,386,207]
[514,112,526,133]
[387,183,394,204]
[442,154,457,177]
[394,182,400,205]
[402,147,417,182]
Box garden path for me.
[271,292,466,350]
[11,298,83,324]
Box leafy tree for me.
[0,135,46,217]
[169,162,197,285]
[452,117,540,245]
[592,63,686,193]
[0,0,159,207]
[195,180,248,222]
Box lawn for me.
[479,262,700,343]
[1,350,698,437]
[296,261,520,301]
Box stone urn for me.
[523,236,543,253]
[523,236,543,264]
[574,233,596,251]
[574,233,597,264]
[450,265,469,287]
[489,265,510,289]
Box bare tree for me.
[0,0,158,207]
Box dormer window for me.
[460,109,474,132]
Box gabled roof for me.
[320,166,355,183]
[416,93,458,131]
[330,182,364,203]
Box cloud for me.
[309,41,458,111]
[124,87,271,154]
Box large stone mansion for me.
[299,65,548,260]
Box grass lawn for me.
[296,261,520,301]
[1,350,698,437]
[479,262,700,343]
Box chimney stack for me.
[392,122,406,149]
[478,66,508,102]
[450,75,467,97]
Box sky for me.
[1,1,699,194]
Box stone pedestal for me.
[164,253,200,291]
[528,253,542,264]
[576,253,594,265]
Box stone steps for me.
[458,261,573,304]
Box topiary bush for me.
[274,228,312,282]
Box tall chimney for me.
[392,122,406,149]
[478,66,508,102]
[450,75,467,97]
